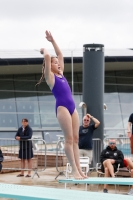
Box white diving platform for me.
[0,183,133,200]
[59,177,133,185]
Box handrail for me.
[79,102,87,116]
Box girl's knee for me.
[73,137,79,144]
[65,138,73,145]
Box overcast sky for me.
[0,0,133,50]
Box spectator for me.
[124,158,133,195]
[100,139,124,193]
[15,119,33,177]
[127,113,133,155]
[78,113,100,164]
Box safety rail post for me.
[55,139,66,179]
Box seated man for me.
[124,158,133,195]
[100,139,124,193]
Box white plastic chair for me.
[65,157,89,190]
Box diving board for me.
[59,177,133,185]
[0,183,133,200]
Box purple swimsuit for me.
[52,74,75,115]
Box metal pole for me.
[71,50,74,95]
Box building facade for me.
[0,49,133,139]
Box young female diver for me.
[37,30,87,179]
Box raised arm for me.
[40,48,54,89]
[127,122,132,138]
[45,30,64,72]
[86,113,100,128]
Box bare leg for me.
[27,159,32,175]
[72,109,87,178]
[103,159,115,177]
[20,159,26,175]
[126,158,133,169]
[126,158,133,188]
[103,167,110,189]
[57,106,83,179]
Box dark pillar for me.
[83,44,104,165]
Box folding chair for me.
[96,162,120,193]
[65,157,89,190]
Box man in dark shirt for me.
[127,113,133,154]
[100,139,124,193]
[78,113,100,164]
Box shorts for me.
[79,149,92,164]
[101,164,118,173]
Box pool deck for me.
[0,167,132,199]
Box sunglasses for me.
[109,142,116,145]
[84,119,89,121]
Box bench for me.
[0,183,133,200]
[59,177,133,185]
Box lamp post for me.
[68,41,76,96]
[71,50,74,95]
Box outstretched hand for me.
[45,30,54,42]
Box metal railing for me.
[0,138,47,178]
[104,128,127,138]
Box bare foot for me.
[78,168,88,178]
[72,170,84,179]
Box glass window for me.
[40,114,58,127]
[104,113,123,128]
[122,115,130,129]
[116,77,133,85]
[104,103,121,114]
[105,84,117,93]
[64,73,72,82]
[104,93,119,103]
[38,93,54,101]
[105,76,116,84]
[115,70,133,77]
[120,104,133,115]
[14,74,36,80]
[39,101,55,114]
[14,80,37,91]
[35,81,50,92]
[0,75,13,79]
[0,114,18,128]
[0,91,15,100]
[73,82,82,93]
[15,92,38,101]
[16,101,39,113]
[117,85,133,93]
[119,93,133,104]
[105,71,115,76]
[17,114,41,128]
[0,101,16,112]
[0,80,14,90]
